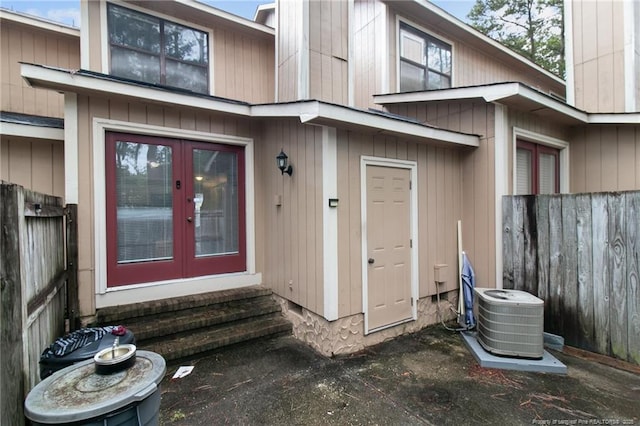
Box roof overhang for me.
[21,63,253,117]
[22,64,480,148]
[374,83,640,125]
[0,9,79,37]
[252,102,479,147]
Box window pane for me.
[400,30,425,65]
[193,149,238,257]
[111,46,161,84]
[166,59,208,93]
[427,72,450,90]
[427,42,451,75]
[108,4,160,53]
[115,141,173,263]
[164,23,208,65]
[400,61,426,91]
[516,148,532,195]
[539,153,557,194]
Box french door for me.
[105,132,245,287]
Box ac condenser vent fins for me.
[474,288,544,359]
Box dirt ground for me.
[159,325,640,425]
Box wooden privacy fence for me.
[502,191,640,365]
[1,182,78,425]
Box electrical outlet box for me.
[434,264,448,283]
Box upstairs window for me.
[107,3,209,94]
[516,140,560,195]
[399,23,451,92]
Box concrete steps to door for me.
[95,286,291,362]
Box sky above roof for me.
[0,0,474,27]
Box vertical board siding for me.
[0,137,65,197]
[386,101,496,287]
[570,125,640,193]
[570,0,627,112]
[1,184,67,425]
[503,192,640,364]
[213,27,275,104]
[336,131,465,318]
[0,21,79,118]
[277,0,302,101]
[256,120,324,315]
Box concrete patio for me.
[159,325,640,425]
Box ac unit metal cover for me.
[474,288,544,359]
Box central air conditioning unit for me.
[474,288,544,359]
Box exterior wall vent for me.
[474,288,544,359]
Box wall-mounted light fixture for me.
[276,149,293,176]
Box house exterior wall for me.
[73,93,258,317]
[385,101,497,287]
[569,0,629,112]
[0,17,79,118]
[276,0,303,101]
[83,0,275,104]
[351,0,565,110]
[569,125,640,192]
[0,136,65,197]
[255,119,325,317]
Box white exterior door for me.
[364,164,413,332]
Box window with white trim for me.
[107,3,209,94]
[516,140,560,195]
[399,22,452,91]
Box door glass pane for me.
[115,141,173,263]
[193,149,238,257]
[539,152,557,194]
[516,148,532,195]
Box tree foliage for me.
[467,0,565,77]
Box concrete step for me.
[124,296,281,341]
[96,286,272,323]
[139,314,292,362]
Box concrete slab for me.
[461,331,567,374]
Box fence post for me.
[66,204,79,331]
[1,183,26,426]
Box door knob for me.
[187,217,193,222]
[368,258,375,264]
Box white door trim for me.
[361,156,418,335]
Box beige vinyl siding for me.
[308,0,348,104]
[86,1,275,103]
[571,0,627,112]
[0,136,65,197]
[570,125,640,192]
[213,27,275,103]
[74,94,257,317]
[352,2,564,109]
[353,0,388,109]
[0,20,79,118]
[386,101,496,288]
[277,0,303,101]
[336,130,465,317]
[256,120,324,316]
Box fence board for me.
[591,194,611,355]
[562,196,578,346]
[503,191,639,364]
[502,197,514,289]
[536,196,550,312]
[1,183,26,426]
[576,194,595,351]
[627,192,640,364]
[608,193,628,360]
[548,196,563,336]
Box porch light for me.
[276,149,293,176]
